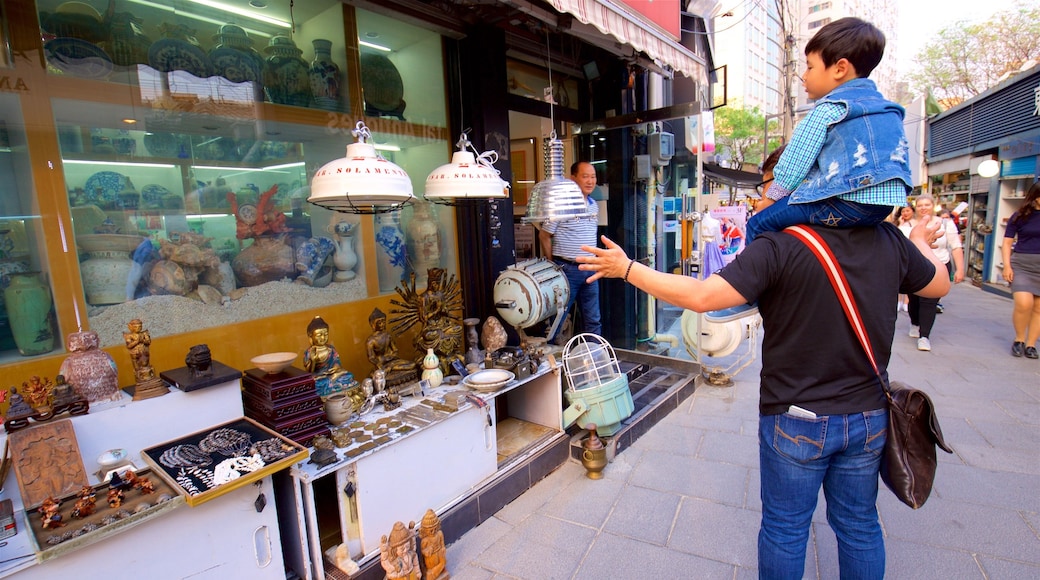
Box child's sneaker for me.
[705,303,759,323]
[909,325,920,338]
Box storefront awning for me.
[548,0,704,79]
[703,163,762,187]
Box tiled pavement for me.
[446,283,1040,579]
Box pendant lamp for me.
[424,134,509,205]
[522,134,594,224]
[308,121,414,214]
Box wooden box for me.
[140,417,308,507]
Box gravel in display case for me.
[140,417,308,506]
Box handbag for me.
[784,225,953,509]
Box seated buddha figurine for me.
[303,316,358,398]
[365,308,418,388]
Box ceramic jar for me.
[407,202,441,287]
[77,234,144,305]
[324,392,353,426]
[421,348,443,388]
[58,330,121,403]
[264,35,312,107]
[210,24,264,100]
[3,272,55,356]
[309,39,342,111]
[374,210,407,293]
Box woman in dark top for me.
[1003,181,1040,358]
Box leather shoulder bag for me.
[784,225,953,509]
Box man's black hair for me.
[570,160,593,175]
[805,17,885,78]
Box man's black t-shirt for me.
[717,223,936,416]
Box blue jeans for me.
[758,408,887,580]
[552,259,601,339]
[747,196,893,242]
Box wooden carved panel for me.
[9,419,89,509]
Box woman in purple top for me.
[1003,181,1040,359]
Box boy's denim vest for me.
[789,78,912,204]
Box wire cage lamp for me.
[424,133,510,206]
[307,121,414,214]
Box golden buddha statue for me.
[303,316,358,398]
[365,308,418,387]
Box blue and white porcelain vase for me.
[263,35,312,107]
[374,210,407,293]
[308,39,342,111]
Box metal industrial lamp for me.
[521,135,594,224]
[424,133,509,205]
[308,121,414,214]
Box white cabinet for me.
[287,365,564,580]
[0,379,285,580]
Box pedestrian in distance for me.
[907,193,964,350]
[1003,181,1040,359]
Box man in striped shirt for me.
[539,161,601,340]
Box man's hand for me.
[909,214,942,248]
[577,236,630,282]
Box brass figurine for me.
[39,497,64,529]
[123,319,169,401]
[303,316,358,399]
[365,308,418,387]
[71,486,97,518]
[419,509,450,580]
[390,267,464,375]
[379,520,421,580]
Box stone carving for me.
[59,330,121,403]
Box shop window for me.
[0,95,60,363]
[506,58,580,111]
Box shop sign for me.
[0,76,29,93]
[999,135,1040,160]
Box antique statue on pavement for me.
[379,521,421,580]
[303,316,358,398]
[390,267,464,375]
[365,308,418,387]
[419,509,450,580]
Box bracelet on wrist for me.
[623,259,636,282]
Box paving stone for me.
[669,498,760,566]
[470,513,596,579]
[540,475,625,528]
[601,485,682,546]
[575,531,736,579]
[628,453,750,506]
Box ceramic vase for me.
[331,221,358,281]
[3,272,55,356]
[407,202,441,288]
[421,348,443,388]
[374,210,407,293]
[209,23,265,101]
[309,39,342,111]
[264,35,312,107]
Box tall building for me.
[712,0,785,116]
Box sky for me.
[895,0,1018,76]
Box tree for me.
[907,2,1040,104]
[713,103,769,169]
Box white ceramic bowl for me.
[251,352,297,374]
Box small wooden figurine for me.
[39,497,64,529]
[107,487,125,509]
[379,520,421,580]
[419,509,450,580]
[123,319,169,401]
[71,486,97,519]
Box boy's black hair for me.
[762,144,786,174]
[805,17,885,78]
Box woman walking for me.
[908,194,964,351]
[1003,182,1040,359]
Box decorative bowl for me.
[251,352,297,374]
[77,233,146,254]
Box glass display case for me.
[0,0,458,374]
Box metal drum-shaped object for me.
[493,258,570,329]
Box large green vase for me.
[3,272,55,356]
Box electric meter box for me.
[649,131,674,166]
